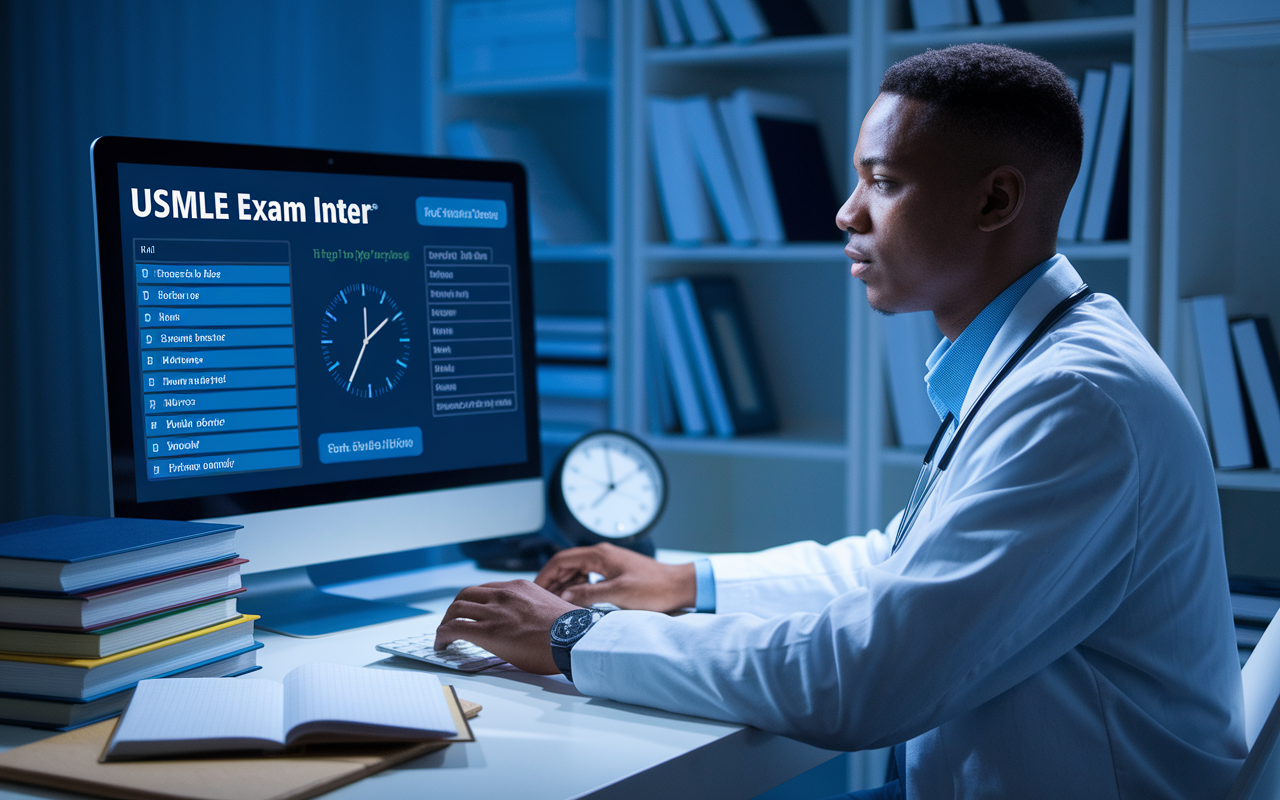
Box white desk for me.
[0,558,841,800]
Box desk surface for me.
[0,556,836,800]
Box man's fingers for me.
[439,598,491,625]
[534,548,602,589]
[435,618,485,649]
[561,579,616,607]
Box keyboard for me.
[377,633,507,672]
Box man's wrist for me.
[549,607,608,682]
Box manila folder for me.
[0,686,479,800]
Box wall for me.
[0,0,427,522]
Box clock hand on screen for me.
[348,308,392,385]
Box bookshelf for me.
[1159,0,1280,583]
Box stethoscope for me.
[891,284,1094,554]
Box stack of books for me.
[0,515,261,730]
[647,276,776,437]
[1187,296,1280,472]
[648,89,843,246]
[1058,63,1133,244]
[448,0,608,91]
[536,315,610,444]
[650,0,825,46]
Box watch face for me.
[319,282,411,399]
[559,432,664,539]
[551,608,598,645]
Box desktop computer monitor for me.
[90,136,543,636]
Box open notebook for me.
[104,663,457,760]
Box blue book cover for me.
[0,517,240,564]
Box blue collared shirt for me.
[693,255,1061,612]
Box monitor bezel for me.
[91,135,542,521]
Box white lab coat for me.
[572,259,1246,799]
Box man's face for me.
[838,93,982,317]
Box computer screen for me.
[91,137,543,580]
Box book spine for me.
[718,94,785,245]
[1192,295,1253,469]
[673,279,735,436]
[1232,319,1280,468]
[681,96,758,245]
[1080,63,1132,242]
[648,97,717,245]
[708,0,769,41]
[645,302,680,433]
[648,283,709,435]
[973,0,1004,24]
[1058,69,1108,241]
[653,0,689,45]
[676,0,724,43]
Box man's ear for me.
[977,166,1025,232]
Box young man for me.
[437,44,1245,798]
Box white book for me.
[681,96,758,245]
[1232,318,1280,469]
[883,312,943,449]
[444,120,601,245]
[973,0,1004,24]
[1191,295,1253,470]
[1058,69,1108,241]
[105,664,456,760]
[709,0,768,41]
[677,0,724,43]
[717,88,813,245]
[673,278,734,436]
[649,97,718,245]
[653,0,689,45]
[1079,63,1132,242]
[648,283,709,435]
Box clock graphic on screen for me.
[320,282,410,399]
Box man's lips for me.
[845,246,872,265]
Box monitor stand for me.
[239,568,428,638]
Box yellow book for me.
[0,616,258,700]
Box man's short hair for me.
[880,44,1083,193]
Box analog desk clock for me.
[548,430,667,555]
[320,282,410,399]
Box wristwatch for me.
[550,607,609,683]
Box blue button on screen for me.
[415,197,507,228]
[318,427,424,464]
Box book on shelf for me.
[680,95,758,245]
[0,557,246,629]
[718,88,842,243]
[909,0,972,29]
[0,614,258,701]
[0,595,240,658]
[535,314,608,361]
[677,0,725,43]
[445,120,601,245]
[1080,63,1132,243]
[883,311,943,449]
[0,515,240,594]
[1058,69,1109,242]
[653,0,689,45]
[104,664,457,760]
[448,0,608,89]
[649,96,719,245]
[1190,295,1256,470]
[0,647,260,731]
[646,299,681,433]
[971,0,1031,24]
[648,282,710,435]
[1231,317,1280,469]
[708,0,767,42]
[751,0,824,36]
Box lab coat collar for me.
[959,254,1085,421]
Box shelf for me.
[447,76,611,96]
[532,243,613,262]
[645,432,848,462]
[1217,470,1280,492]
[1056,240,1131,260]
[886,15,1135,52]
[645,243,848,264]
[646,34,851,67]
[1187,21,1280,53]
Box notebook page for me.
[283,663,455,743]
[108,678,285,757]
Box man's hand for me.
[534,542,696,613]
[435,580,576,675]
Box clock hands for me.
[347,306,391,385]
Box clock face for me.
[319,283,410,399]
[559,432,665,539]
